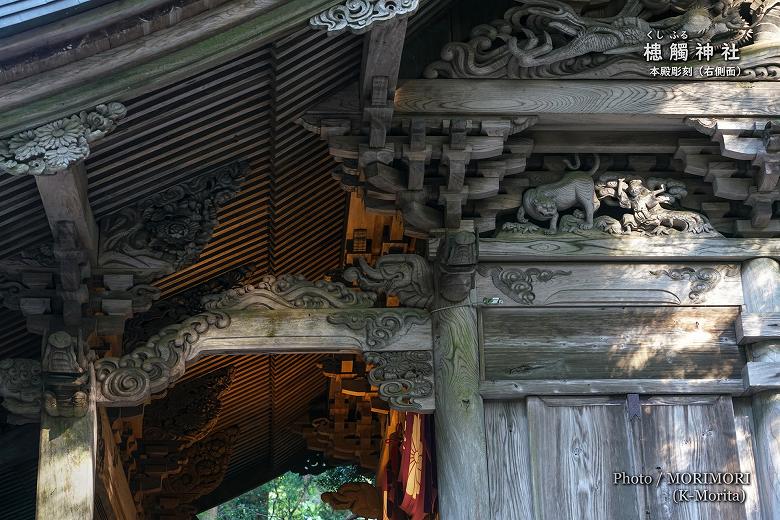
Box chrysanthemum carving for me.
[0,103,126,176]
[35,117,83,149]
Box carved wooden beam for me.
[93,268,436,412]
[309,0,419,35]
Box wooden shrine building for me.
[1,0,780,518]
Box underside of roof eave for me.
[0,0,344,136]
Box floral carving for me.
[326,309,429,349]
[0,103,127,176]
[478,265,571,305]
[364,350,434,412]
[649,266,737,302]
[309,0,420,35]
[98,161,247,277]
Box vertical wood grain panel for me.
[527,397,641,520]
[641,396,746,520]
[733,398,762,520]
[485,400,534,520]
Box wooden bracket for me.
[736,312,780,344]
[742,362,780,392]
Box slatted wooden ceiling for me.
[0,1,455,517]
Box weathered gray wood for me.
[394,80,780,117]
[0,0,343,136]
[481,307,742,381]
[484,400,534,520]
[527,396,641,520]
[433,304,490,518]
[189,308,432,358]
[743,362,780,391]
[641,396,746,520]
[95,409,136,520]
[35,375,96,520]
[478,237,780,262]
[737,313,780,344]
[477,263,742,307]
[733,397,762,520]
[360,18,407,104]
[741,258,780,520]
[34,162,98,261]
[530,131,681,154]
[480,379,745,399]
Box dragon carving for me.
[425,0,766,79]
[507,0,751,68]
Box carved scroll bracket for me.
[650,265,739,303]
[365,350,434,412]
[93,268,436,413]
[309,0,420,35]
[326,309,430,349]
[477,265,571,305]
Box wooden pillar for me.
[432,230,489,518]
[35,162,98,262]
[741,257,780,519]
[35,369,96,520]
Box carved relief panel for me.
[476,262,742,306]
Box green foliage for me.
[200,466,374,520]
[312,465,373,493]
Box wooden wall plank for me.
[733,398,762,520]
[484,400,534,520]
[480,379,746,398]
[527,397,641,520]
[481,307,743,381]
[641,396,747,520]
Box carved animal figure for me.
[321,482,382,519]
[517,155,600,234]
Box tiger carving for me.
[517,156,601,234]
